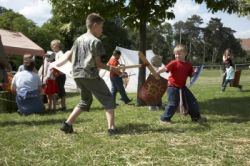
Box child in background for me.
[107,50,132,105]
[43,53,58,112]
[17,54,37,73]
[51,39,66,111]
[157,44,206,123]
[221,60,242,92]
[221,48,233,86]
[148,55,164,111]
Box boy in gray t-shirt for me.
[58,13,121,136]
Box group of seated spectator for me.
[11,54,44,115]
[0,39,66,116]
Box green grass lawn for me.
[0,70,249,166]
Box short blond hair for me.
[173,44,187,55]
[86,13,104,29]
[50,39,61,49]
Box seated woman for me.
[11,55,44,115]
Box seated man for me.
[17,54,37,73]
[11,55,44,115]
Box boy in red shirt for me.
[157,44,206,123]
[107,50,132,105]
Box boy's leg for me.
[88,78,115,111]
[82,78,116,133]
[106,109,115,129]
[221,72,226,86]
[183,87,202,121]
[52,94,57,111]
[65,106,82,125]
[56,74,66,109]
[47,95,52,110]
[60,96,66,110]
[110,77,117,103]
[222,80,229,91]
[115,77,131,103]
[160,87,179,122]
[61,78,93,133]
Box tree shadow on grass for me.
[0,117,92,127]
[116,122,210,135]
[90,106,106,111]
[200,96,250,123]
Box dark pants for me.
[160,86,201,122]
[56,74,66,98]
[110,76,130,104]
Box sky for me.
[0,0,250,39]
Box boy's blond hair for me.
[50,39,61,49]
[86,13,104,29]
[173,44,187,55]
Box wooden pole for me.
[117,64,142,70]
[138,52,159,79]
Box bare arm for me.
[55,50,72,67]
[156,66,167,74]
[10,83,16,93]
[95,56,121,75]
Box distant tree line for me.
[0,6,247,66]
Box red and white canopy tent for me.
[0,29,44,56]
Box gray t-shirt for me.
[71,32,106,79]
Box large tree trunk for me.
[136,2,147,106]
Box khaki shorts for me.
[74,77,115,111]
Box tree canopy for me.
[1,0,249,105]
[48,0,250,105]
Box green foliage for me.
[173,16,247,65]
[239,0,250,15]
[0,6,64,52]
[195,0,249,14]
[0,70,250,165]
[203,18,246,63]
[33,22,64,51]
[102,21,132,62]
[0,9,36,36]
[48,0,248,105]
[128,22,174,62]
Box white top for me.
[12,70,42,92]
[55,50,64,61]
[55,50,64,75]
[225,66,235,80]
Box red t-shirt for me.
[166,60,194,88]
[108,56,119,78]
